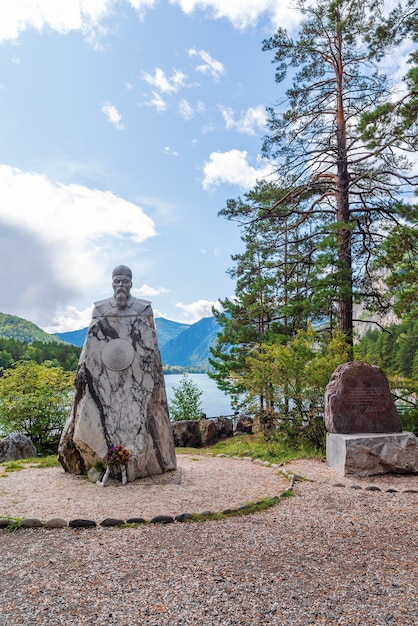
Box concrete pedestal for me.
[326,432,418,477]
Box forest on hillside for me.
[0,337,81,372]
[356,320,418,379]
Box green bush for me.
[169,374,204,422]
[0,360,74,453]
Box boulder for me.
[327,432,418,477]
[172,416,239,448]
[172,420,202,448]
[0,433,37,462]
[234,414,253,435]
[325,361,402,434]
[213,416,234,439]
[199,418,218,446]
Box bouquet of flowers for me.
[108,445,131,466]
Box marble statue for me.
[58,265,176,482]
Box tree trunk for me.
[335,29,353,357]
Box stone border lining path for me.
[1,455,416,531]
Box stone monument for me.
[325,361,418,476]
[58,265,176,482]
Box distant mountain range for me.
[0,312,220,371]
[54,317,220,371]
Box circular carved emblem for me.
[102,339,135,371]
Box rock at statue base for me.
[58,265,176,481]
[327,432,418,477]
[324,361,402,434]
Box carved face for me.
[112,275,132,307]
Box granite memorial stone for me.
[325,360,402,433]
[58,265,176,481]
[325,361,418,476]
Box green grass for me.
[176,432,324,465]
[190,490,294,522]
[0,516,24,532]
[0,455,60,476]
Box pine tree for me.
[260,0,417,352]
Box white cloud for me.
[0,0,300,45]
[202,149,272,190]
[188,48,224,81]
[101,102,124,129]
[162,146,179,156]
[178,99,194,120]
[219,105,267,136]
[133,284,170,297]
[145,90,168,112]
[128,0,158,18]
[175,298,221,323]
[172,0,299,30]
[178,99,206,120]
[0,0,112,43]
[141,68,187,94]
[0,0,160,43]
[43,304,94,334]
[0,164,156,326]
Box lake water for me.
[164,373,233,418]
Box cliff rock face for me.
[58,313,176,481]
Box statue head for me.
[112,265,132,307]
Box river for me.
[164,373,233,418]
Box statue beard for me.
[115,289,129,307]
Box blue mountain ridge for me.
[54,316,220,370]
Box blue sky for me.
[0,1,410,333]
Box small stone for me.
[125,517,146,524]
[45,518,67,528]
[175,513,193,522]
[22,518,43,528]
[403,489,418,494]
[200,511,215,516]
[0,519,12,528]
[252,459,264,465]
[385,489,398,493]
[100,518,125,527]
[350,485,362,490]
[69,519,97,528]
[221,508,236,514]
[365,485,381,492]
[333,483,346,488]
[87,467,103,483]
[150,515,174,524]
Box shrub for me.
[169,374,204,422]
[0,360,74,453]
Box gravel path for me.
[0,458,417,625]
